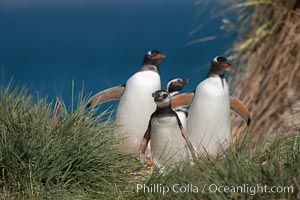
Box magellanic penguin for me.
[166,78,190,129]
[139,90,197,174]
[87,50,166,157]
[171,56,251,156]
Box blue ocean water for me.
[0,2,234,109]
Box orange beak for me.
[220,63,231,68]
[153,54,166,60]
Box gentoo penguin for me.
[166,78,190,129]
[171,56,251,156]
[139,90,197,173]
[87,50,166,157]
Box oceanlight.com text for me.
[206,183,294,196]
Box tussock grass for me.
[0,84,140,199]
[222,0,300,138]
[0,84,299,200]
[133,132,300,199]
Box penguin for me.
[166,78,190,97]
[139,90,197,174]
[171,56,251,156]
[166,78,190,129]
[87,50,166,157]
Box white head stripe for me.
[166,81,172,92]
[148,51,152,55]
[213,56,219,62]
[166,78,178,92]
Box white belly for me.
[150,116,188,169]
[187,77,230,156]
[115,71,160,156]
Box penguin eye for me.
[147,51,152,56]
[162,93,168,98]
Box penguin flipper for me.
[175,114,199,158]
[180,127,199,159]
[171,91,194,109]
[139,124,151,165]
[230,96,251,126]
[86,85,125,108]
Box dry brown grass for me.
[230,0,300,142]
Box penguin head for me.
[152,90,171,108]
[166,78,191,94]
[210,56,231,75]
[143,50,166,67]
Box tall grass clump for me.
[222,0,300,139]
[133,132,300,199]
[0,84,139,199]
